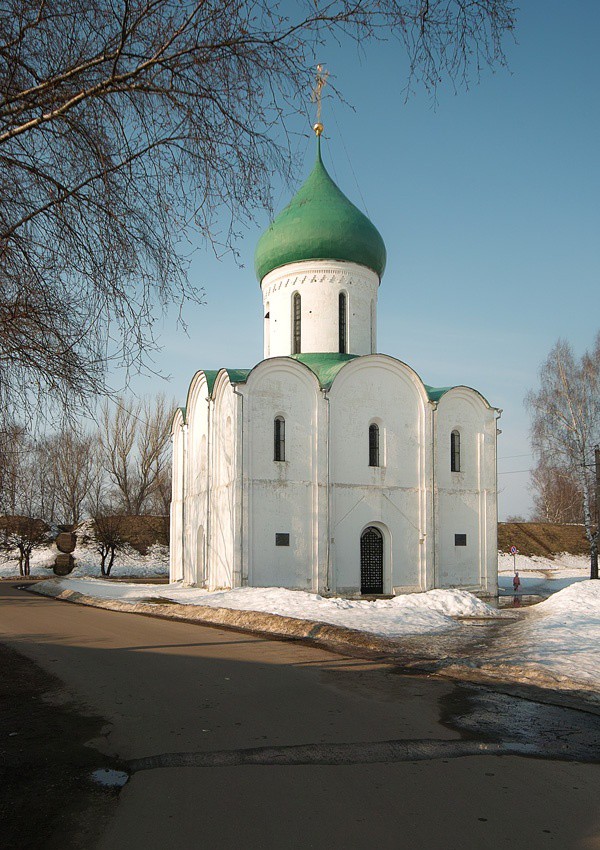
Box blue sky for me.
[128,0,600,520]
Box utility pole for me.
[593,446,600,580]
[594,446,600,527]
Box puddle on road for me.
[496,594,543,609]
[439,683,600,764]
[91,768,129,788]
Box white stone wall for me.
[171,357,498,598]
[241,358,325,590]
[261,260,379,357]
[182,372,210,585]
[328,356,432,595]
[208,373,240,590]
[169,408,186,581]
[434,387,498,595]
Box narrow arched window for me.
[369,423,380,467]
[451,430,461,472]
[274,416,285,462]
[339,292,347,354]
[292,292,301,354]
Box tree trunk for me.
[106,548,116,577]
[581,479,598,579]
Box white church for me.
[170,128,500,598]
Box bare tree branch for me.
[1,0,516,424]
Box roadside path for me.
[1,583,599,849]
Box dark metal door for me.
[360,527,383,594]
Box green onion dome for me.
[255,138,387,283]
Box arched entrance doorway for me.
[360,526,384,594]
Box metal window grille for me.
[360,527,383,594]
[451,430,461,472]
[292,292,301,354]
[339,292,347,354]
[274,416,285,461]
[369,423,380,467]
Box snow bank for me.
[30,576,600,695]
[475,580,600,692]
[33,580,500,638]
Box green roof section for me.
[290,353,359,389]
[254,137,387,283]
[188,361,456,404]
[225,368,252,386]
[424,384,453,402]
[187,369,252,401]
[203,370,219,396]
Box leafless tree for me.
[41,429,100,525]
[0,514,49,575]
[0,0,516,424]
[0,423,27,515]
[100,394,175,515]
[530,460,584,525]
[90,508,124,576]
[526,333,600,578]
[0,434,52,574]
[144,453,172,543]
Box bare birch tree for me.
[530,460,584,525]
[100,394,175,515]
[0,0,516,423]
[526,334,600,578]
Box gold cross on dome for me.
[311,64,329,136]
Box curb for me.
[27,580,600,714]
[28,581,403,657]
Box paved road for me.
[1,583,599,850]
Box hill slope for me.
[498,522,590,557]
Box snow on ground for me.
[31,568,600,696]
[475,580,600,693]
[0,539,168,578]
[69,541,168,578]
[33,579,500,638]
[497,552,590,596]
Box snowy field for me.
[0,538,169,579]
